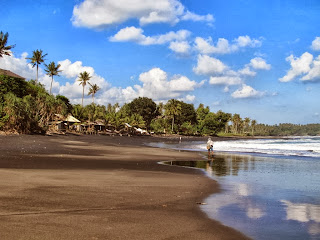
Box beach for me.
[0,134,249,240]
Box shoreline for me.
[0,134,250,239]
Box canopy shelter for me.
[65,115,80,123]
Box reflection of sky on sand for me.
[165,153,320,240]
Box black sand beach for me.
[0,134,250,239]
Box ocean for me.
[148,137,320,240]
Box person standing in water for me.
[206,137,214,156]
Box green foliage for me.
[180,122,197,135]
[71,104,86,121]
[199,112,223,135]
[56,95,73,114]
[0,75,28,100]
[125,113,145,128]
[165,99,182,133]
[150,118,168,134]
[127,97,159,129]
[0,78,67,133]
[175,101,197,126]
[196,104,210,122]
[254,123,320,136]
[84,104,107,122]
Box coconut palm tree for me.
[78,71,92,107]
[165,99,182,132]
[0,31,15,57]
[88,83,100,104]
[26,49,47,83]
[44,61,61,95]
[251,119,257,136]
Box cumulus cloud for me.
[181,11,214,22]
[209,75,242,86]
[110,26,190,45]
[169,41,191,55]
[96,68,201,105]
[194,35,262,55]
[135,67,198,100]
[311,37,320,51]
[178,94,196,102]
[193,54,228,75]
[58,59,110,100]
[301,55,320,81]
[231,84,265,99]
[279,52,314,82]
[0,52,36,79]
[249,57,271,70]
[71,0,213,28]
[194,55,270,87]
[238,66,257,77]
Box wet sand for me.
[0,134,250,240]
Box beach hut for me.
[65,115,81,132]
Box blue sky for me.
[1,0,320,124]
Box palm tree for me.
[44,61,62,95]
[88,83,100,104]
[0,31,15,57]
[27,49,47,83]
[78,71,91,107]
[165,99,182,132]
[244,117,251,133]
[251,120,257,136]
[232,114,241,134]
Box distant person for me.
[206,137,214,156]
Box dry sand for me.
[0,134,250,240]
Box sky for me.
[1,0,320,125]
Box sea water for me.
[148,137,320,240]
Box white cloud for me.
[97,67,200,105]
[71,0,213,28]
[59,59,94,78]
[194,35,262,55]
[110,26,191,45]
[234,35,262,48]
[301,55,320,81]
[181,11,214,22]
[193,55,271,90]
[311,37,320,51]
[238,66,257,77]
[279,52,314,82]
[136,67,197,100]
[58,59,110,100]
[193,54,228,75]
[231,84,265,99]
[249,57,271,70]
[209,76,242,86]
[179,94,196,102]
[169,41,191,55]
[0,52,36,79]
